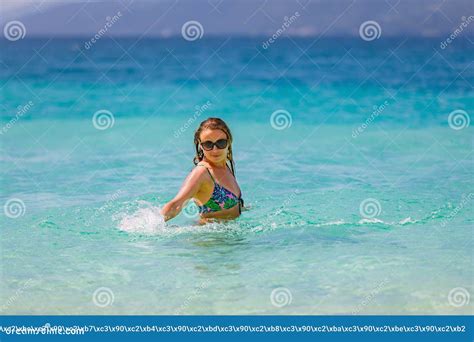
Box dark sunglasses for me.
[200,139,228,151]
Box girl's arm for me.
[160,167,206,222]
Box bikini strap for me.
[196,164,216,183]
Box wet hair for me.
[193,117,236,176]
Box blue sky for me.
[1,0,473,37]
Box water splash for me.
[115,200,235,236]
[118,201,166,234]
[113,196,431,237]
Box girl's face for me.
[199,128,229,163]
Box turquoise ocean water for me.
[0,37,472,314]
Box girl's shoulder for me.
[190,163,215,187]
[195,161,212,170]
[183,164,211,189]
[191,162,212,179]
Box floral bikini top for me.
[196,164,244,214]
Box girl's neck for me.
[204,158,227,169]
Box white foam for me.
[357,217,418,226]
[399,217,417,225]
[357,218,385,225]
[115,200,246,236]
[316,219,346,227]
[118,204,166,234]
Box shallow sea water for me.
[1,37,472,314]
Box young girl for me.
[160,118,244,222]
